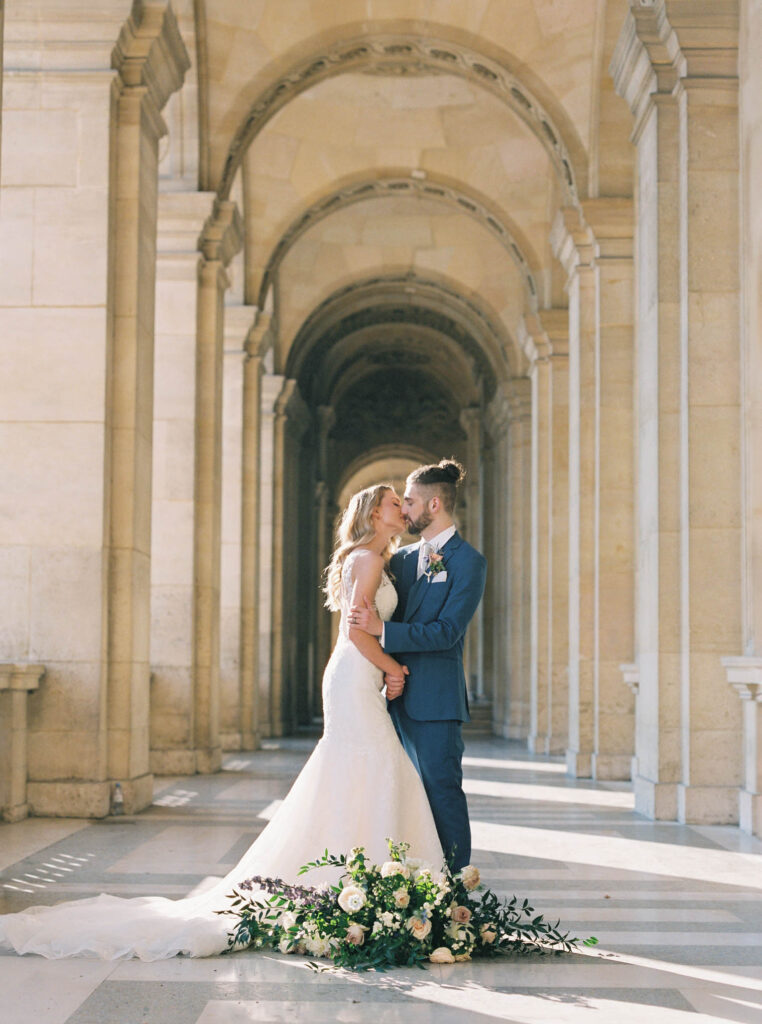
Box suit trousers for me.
[389,700,471,871]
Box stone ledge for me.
[0,663,45,691]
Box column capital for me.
[504,377,532,422]
[317,405,336,436]
[261,372,286,414]
[459,406,482,436]
[224,304,258,351]
[582,198,635,261]
[722,656,762,701]
[0,664,45,692]
[244,312,274,361]
[551,207,595,279]
[484,391,511,437]
[111,1,190,135]
[612,1,738,130]
[520,311,570,366]
[198,199,243,267]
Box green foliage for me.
[217,838,582,971]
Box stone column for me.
[723,658,762,834]
[612,3,684,818]
[460,407,484,698]
[258,372,285,738]
[219,304,258,751]
[485,390,511,737]
[314,407,336,718]
[192,200,243,773]
[613,0,744,823]
[584,199,637,781]
[504,380,532,740]
[150,190,215,776]
[552,211,597,777]
[269,380,310,736]
[0,665,45,822]
[103,4,189,811]
[238,315,272,751]
[523,311,570,756]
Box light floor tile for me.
[0,957,116,1024]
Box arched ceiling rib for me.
[216,30,588,203]
[286,272,517,388]
[257,173,542,310]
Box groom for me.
[351,458,487,870]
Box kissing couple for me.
[0,458,487,960]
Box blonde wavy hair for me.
[324,483,399,611]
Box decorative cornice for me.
[551,207,595,279]
[611,1,739,133]
[198,199,243,266]
[244,312,273,360]
[111,1,190,126]
[219,33,584,203]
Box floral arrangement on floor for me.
[219,839,591,971]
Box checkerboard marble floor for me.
[2,737,761,1023]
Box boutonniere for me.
[424,552,447,580]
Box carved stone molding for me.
[0,664,45,692]
[723,656,762,702]
[198,198,243,266]
[259,175,539,308]
[111,0,190,136]
[219,33,583,203]
[620,662,640,696]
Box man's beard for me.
[405,509,434,535]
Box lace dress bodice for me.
[338,549,397,638]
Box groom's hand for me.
[385,665,409,700]
[350,597,383,636]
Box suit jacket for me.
[384,531,487,722]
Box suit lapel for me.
[403,531,463,622]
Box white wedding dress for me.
[0,552,443,959]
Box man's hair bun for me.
[437,458,465,483]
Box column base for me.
[634,777,678,819]
[195,746,222,774]
[2,802,30,823]
[220,731,242,751]
[529,734,567,756]
[566,750,592,778]
[117,773,154,814]
[677,783,739,825]
[591,753,633,781]
[27,780,111,818]
[739,791,762,837]
[151,749,197,776]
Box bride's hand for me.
[350,597,383,636]
[385,665,409,699]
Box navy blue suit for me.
[383,531,487,870]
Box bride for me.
[0,484,443,960]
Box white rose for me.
[337,884,366,913]
[381,861,410,879]
[372,921,383,935]
[413,865,432,881]
[459,865,480,891]
[346,923,366,946]
[279,910,298,931]
[455,951,472,962]
[393,887,410,908]
[429,946,455,964]
[379,911,395,928]
[406,915,432,941]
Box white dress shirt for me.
[416,524,457,579]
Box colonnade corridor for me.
[1,735,761,1024]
